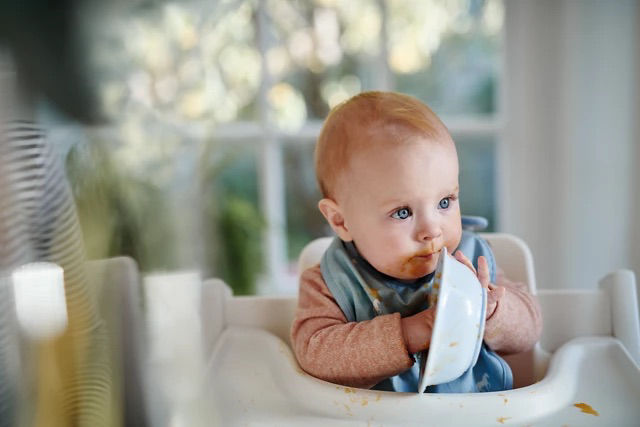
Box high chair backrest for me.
[478,233,537,294]
[297,236,332,275]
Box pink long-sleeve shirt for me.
[290,265,542,389]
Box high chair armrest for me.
[599,269,640,366]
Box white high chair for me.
[86,233,640,426]
[203,233,640,426]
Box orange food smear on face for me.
[401,248,439,276]
[574,402,599,416]
[402,260,428,276]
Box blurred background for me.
[65,0,640,297]
[7,0,508,296]
[5,0,636,297]
[0,0,637,298]
[0,0,638,425]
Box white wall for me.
[502,0,639,290]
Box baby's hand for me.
[401,306,437,354]
[454,251,505,319]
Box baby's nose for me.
[416,218,441,241]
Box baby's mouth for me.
[401,248,441,277]
[403,248,441,270]
[412,248,440,260]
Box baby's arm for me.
[291,265,417,389]
[482,268,543,354]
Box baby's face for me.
[336,137,462,281]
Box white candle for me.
[12,262,68,340]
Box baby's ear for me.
[317,198,352,242]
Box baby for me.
[290,91,542,393]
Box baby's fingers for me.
[477,256,490,289]
[485,285,505,319]
[454,250,476,275]
[486,285,506,306]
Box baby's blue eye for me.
[439,197,450,209]
[392,207,412,220]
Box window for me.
[61,0,504,295]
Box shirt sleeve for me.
[290,265,414,389]
[483,268,543,354]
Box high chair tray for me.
[207,327,640,426]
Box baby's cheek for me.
[446,225,463,252]
[446,239,460,255]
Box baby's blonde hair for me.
[315,91,452,199]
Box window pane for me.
[92,1,261,124]
[390,0,503,115]
[266,0,385,123]
[283,142,328,266]
[80,1,269,294]
[64,124,206,278]
[65,124,264,296]
[456,135,496,230]
[205,141,264,295]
